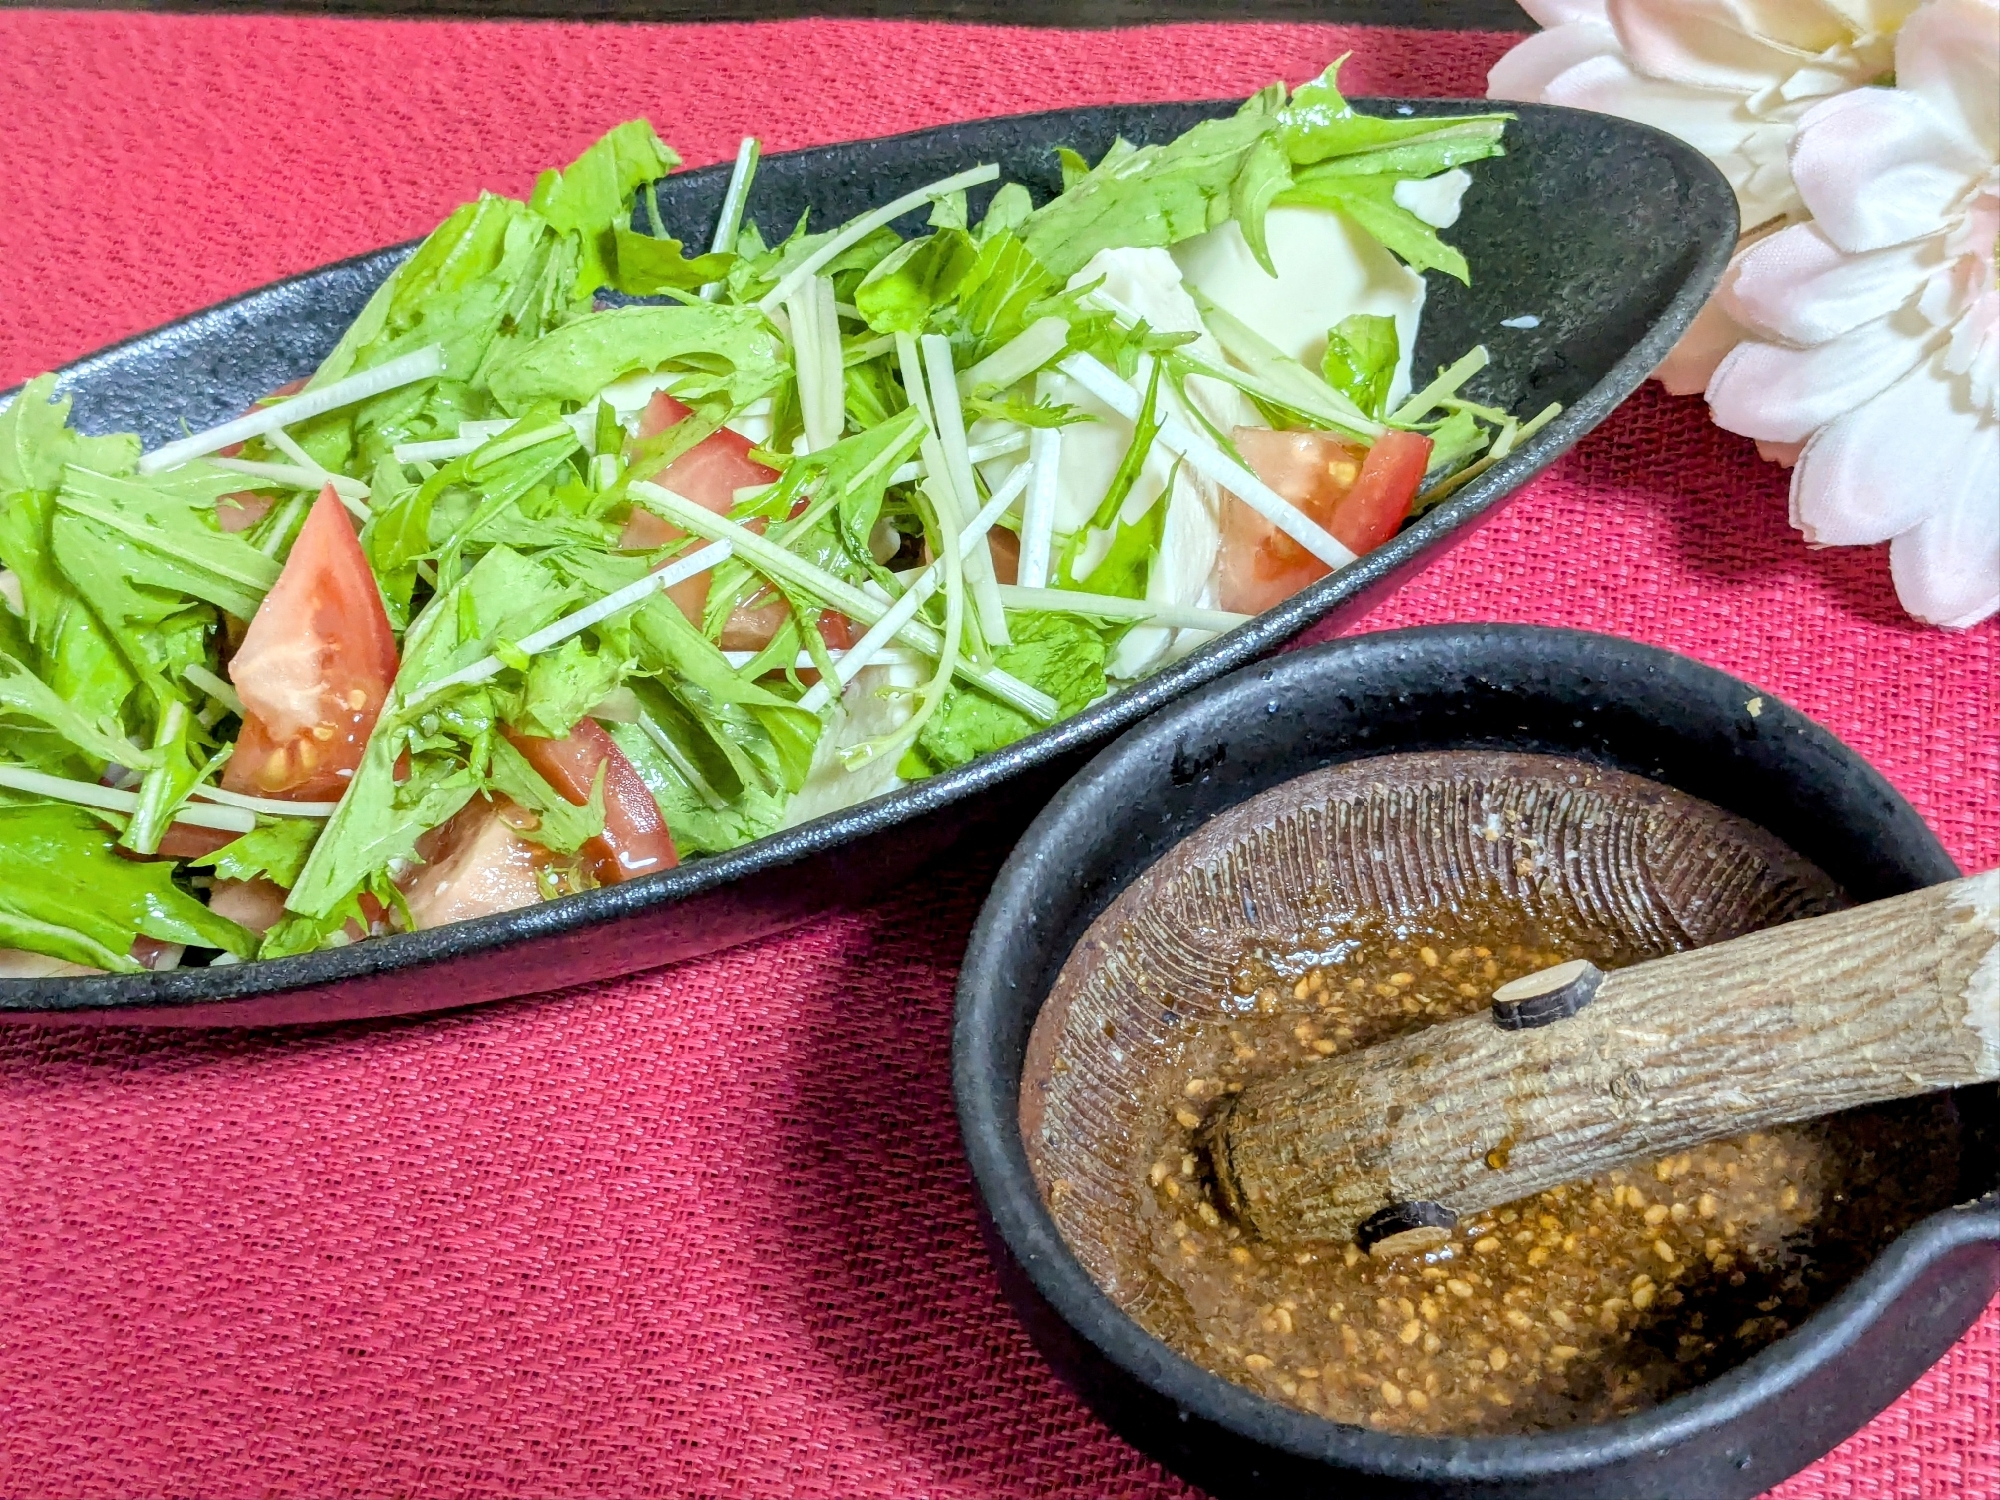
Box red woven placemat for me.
[0,14,1993,1499]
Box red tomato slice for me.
[618,391,791,645]
[618,392,779,550]
[152,822,243,861]
[1218,428,1431,615]
[1330,430,1433,555]
[987,528,1021,587]
[399,797,552,930]
[216,492,278,534]
[505,717,678,882]
[221,485,399,801]
[616,392,861,654]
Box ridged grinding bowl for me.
[1021,750,1853,1315]
[953,624,2000,1500]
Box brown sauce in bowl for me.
[1126,908,1960,1435]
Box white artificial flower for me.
[1706,0,1999,627]
[1489,1,1913,229]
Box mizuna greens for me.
[0,60,1556,976]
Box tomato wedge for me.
[504,717,678,882]
[1219,428,1432,615]
[1332,430,1434,555]
[221,485,399,801]
[399,797,552,930]
[619,391,780,554]
[617,391,855,653]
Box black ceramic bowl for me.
[952,624,2000,1500]
[0,100,1734,1024]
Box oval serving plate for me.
[0,98,1735,1024]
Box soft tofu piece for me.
[976,246,1257,680]
[781,658,921,827]
[1393,169,1472,229]
[1171,204,1427,408]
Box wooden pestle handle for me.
[1205,870,2000,1251]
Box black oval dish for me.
[0,101,1735,1025]
[953,625,2000,1500]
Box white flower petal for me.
[1736,0,1882,52]
[1656,292,1748,394]
[1895,0,2000,159]
[1610,0,1838,92]
[1888,456,2000,626]
[1791,358,1976,543]
[1820,0,1923,37]
[1536,54,1807,221]
[1790,89,1989,251]
[1944,286,2000,417]
[1707,306,1929,441]
[1487,21,1622,101]
[1723,221,1928,342]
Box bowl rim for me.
[952,622,1999,1484]
[0,99,1738,1016]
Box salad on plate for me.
[0,58,1553,976]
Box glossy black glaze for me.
[0,101,1735,1023]
[952,625,2000,1500]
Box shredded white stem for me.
[415,538,734,699]
[885,430,1029,489]
[0,765,256,833]
[798,463,1030,714]
[1058,353,1356,573]
[957,317,1072,397]
[701,136,761,302]
[182,664,245,718]
[1017,372,1063,591]
[208,458,370,511]
[723,646,923,671]
[1421,400,1561,503]
[186,784,340,818]
[1390,346,1491,425]
[922,334,1010,648]
[140,345,445,474]
[787,276,845,454]
[757,163,1000,314]
[628,480,1055,722]
[996,586,1249,635]
[391,409,594,466]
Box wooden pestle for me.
[1203,870,2000,1253]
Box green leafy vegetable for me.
[0,803,252,969]
[1276,171,1472,282]
[484,304,786,413]
[1020,113,1272,279]
[912,612,1108,773]
[192,818,322,890]
[854,230,980,334]
[0,375,141,495]
[529,119,682,297]
[607,225,735,295]
[1321,313,1401,419]
[1276,59,1510,167]
[486,735,606,854]
[510,637,630,740]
